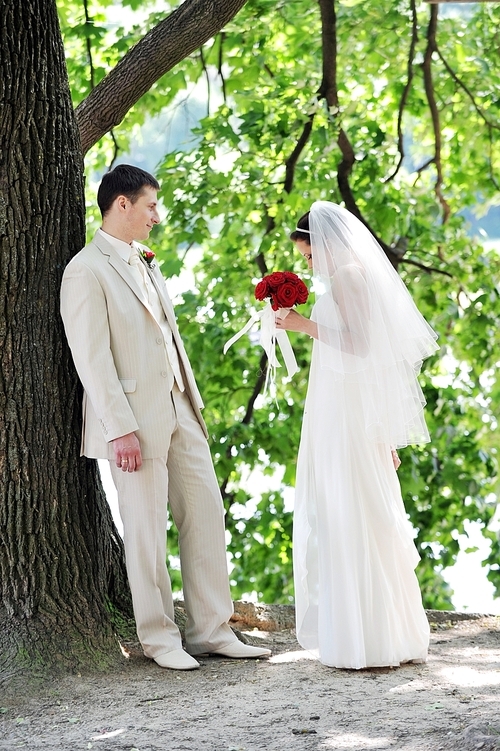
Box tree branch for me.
[401,257,453,278]
[318,0,401,267]
[318,0,338,107]
[220,351,268,503]
[435,45,500,191]
[200,46,211,117]
[76,0,249,154]
[284,117,315,194]
[422,4,450,223]
[83,0,95,90]
[384,0,418,183]
[242,352,269,424]
[487,128,500,191]
[435,47,500,134]
[318,0,354,207]
[411,156,435,186]
[257,110,317,272]
[238,111,317,440]
[255,112,316,278]
[108,130,120,171]
[217,32,227,103]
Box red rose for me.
[255,279,270,300]
[266,271,286,289]
[254,271,309,308]
[295,279,309,304]
[275,282,299,308]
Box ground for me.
[1,605,499,751]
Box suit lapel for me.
[92,234,203,412]
[92,233,153,314]
[93,233,182,343]
[146,264,178,332]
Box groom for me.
[60,164,270,670]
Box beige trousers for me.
[110,386,236,659]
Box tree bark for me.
[76,0,248,154]
[0,0,251,678]
[0,0,131,676]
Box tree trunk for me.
[0,0,250,679]
[0,0,131,677]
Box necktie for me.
[129,249,152,302]
[128,248,185,392]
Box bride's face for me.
[294,239,313,269]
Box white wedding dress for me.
[293,297,430,669]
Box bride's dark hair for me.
[290,211,310,244]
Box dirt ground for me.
[1,605,500,751]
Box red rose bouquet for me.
[255,271,309,311]
[224,271,308,392]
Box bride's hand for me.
[275,309,304,331]
[275,310,317,337]
[391,449,401,471]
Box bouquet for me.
[224,270,309,393]
[255,271,309,311]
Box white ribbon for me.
[223,303,299,394]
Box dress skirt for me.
[293,345,430,669]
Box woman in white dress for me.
[275,202,439,669]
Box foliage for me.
[59,0,500,608]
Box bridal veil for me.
[308,201,439,448]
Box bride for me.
[275,201,439,669]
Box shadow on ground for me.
[1,606,499,751]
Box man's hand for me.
[113,432,142,472]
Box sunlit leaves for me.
[153,0,500,607]
[63,0,500,607]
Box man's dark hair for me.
[97,164,160,217]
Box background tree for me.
[82,0,498,608]
[63,0,500,609]
[1,0,499,680]
[162,0,500,609]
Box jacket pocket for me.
[119,379,137,393]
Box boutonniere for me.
[140,249,156,268]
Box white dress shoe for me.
[210,641,271,659]
[154,649,200,670]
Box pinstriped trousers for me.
[110,385,236,659]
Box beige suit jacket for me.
[60,232,208,459]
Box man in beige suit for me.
[60,165,270,670]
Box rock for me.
[446,723,500,751]
[426,610,489,625]
[177,601,494,634]
[229,601,296,632]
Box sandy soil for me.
[1,608,500,751]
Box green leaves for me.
[65,0,499,607]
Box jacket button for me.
[156,337,163,345]
[161,371,168,378]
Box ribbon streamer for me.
[223,303,299,394]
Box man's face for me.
[124,186,160,242]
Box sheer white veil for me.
[307,201,439,448]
